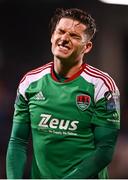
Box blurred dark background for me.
[0,0,128,178]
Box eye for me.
[70,33,81,40]
[56,29,65,35]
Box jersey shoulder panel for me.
[18,62,53,100]
[81,64,119,102]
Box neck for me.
[54,58,83,78]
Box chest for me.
[26,76,95,134]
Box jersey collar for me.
[51,62,86,82]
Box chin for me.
[54,51,66,57]
[56,54,70,60]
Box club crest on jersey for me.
[76,94,91,111]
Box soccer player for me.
[6,8,120,179]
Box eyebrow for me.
[57,27,81,36]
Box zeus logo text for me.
[38,114,79,131]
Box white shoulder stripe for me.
[19,67,51,100]
[20,63,52,83]
[81,71,109,102]
[84,68,112,91]
[81,68,119,102]
[85,64,116,91]
[27,62,53,75]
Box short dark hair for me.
[50,8,97,40]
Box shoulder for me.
[20,61,53,85]
[18,61,53,98]
[82,64,118,92]
[81,64,119,102]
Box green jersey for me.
[13,62,120,178]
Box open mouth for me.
[58,43,71,51]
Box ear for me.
[84,41,93,54]
[51,33,54,43]
[51,35,53,43]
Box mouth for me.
[57,43,71,52]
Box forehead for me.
[56,18,86,33]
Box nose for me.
[61,32,70,41]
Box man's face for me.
[51,18,92,62]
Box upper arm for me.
[91,81,120,129]
[11,85,31,141]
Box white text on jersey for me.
[38,114,79,131]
